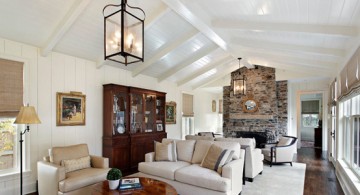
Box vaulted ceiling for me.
[1,0,360,90]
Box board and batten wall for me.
[0,38,222,194]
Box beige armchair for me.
[261,136,298,167]
[37,144,110,195]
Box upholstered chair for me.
[37,144,110,195]
[197,132,215,137]
[261,136,298,167]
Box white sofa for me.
[215,137,264,182]
[136,138,245,195]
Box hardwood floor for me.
[295,147,344,195]
[28,147,344,195]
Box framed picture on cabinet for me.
[157,124,163,131]
[56,92,86,126]
[165,101,176,124]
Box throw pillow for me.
[154,140,177,162]
[61,156,91,173]
[200,144,234,174]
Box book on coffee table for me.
[119,178,142,190]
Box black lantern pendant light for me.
[233,58,246,95]
[103,0,145,66]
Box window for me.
[302,114,319,127]
[341,94,360,177]
[181,93,194,139]
[0,58,23,175]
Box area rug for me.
[301,140,314,148]
[242,163,306,195]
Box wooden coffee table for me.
[91,177,177,195]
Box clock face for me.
[117,124,125,134]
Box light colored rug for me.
[242,163,306,195]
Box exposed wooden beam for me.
[157,44,218,82]
[212,20,358,37]
[132,29,199,77]
[232,38,345,57]
[177,55,233,86]
[41,0,91,57]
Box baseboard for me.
[0,181,37,195]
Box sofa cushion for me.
[185,135,215,141]
[175,164,231,192]
[59,168,108,193]
[138,161,191,180]
[50,144,89,165]
[201,144,234,174]
[192,140,214,164]
[277,137,293,146]
[162,139,195,163]
[61,156,91,173]
[213,141,240,160]
[154,141,177,162]
[215,137,256,149]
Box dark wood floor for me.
[28,147,344,195]
[295,147,344,195]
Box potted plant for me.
[106,168,122,190]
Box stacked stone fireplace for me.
[223,66,288,145]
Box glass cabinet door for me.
[130,93,143,133]
[156,95,165,132]
[113,93,127,135]
[144,94,156,132]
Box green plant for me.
[106,168,122,180]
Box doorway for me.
[300,93,323,148]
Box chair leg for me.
[259,171,262,175]
[290,162,293,166]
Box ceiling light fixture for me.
[233,58,246,95]
[103,0,145,66]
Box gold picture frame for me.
[56,92,86,126]
[165,101,176,124]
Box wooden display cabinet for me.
[103,84,167,173]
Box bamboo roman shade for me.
[182,93,194,117]
[0,59,24,117]
[338,46,360,99]
[301,100,320,114]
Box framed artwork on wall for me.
[56,92,86,126]
[212,100,216,112]
[165,101,176,124]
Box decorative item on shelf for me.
[56,92,86,126]
[219,99,223,114]
[14,104,41,195]
[157,124,163,131]
[107,168,122,190]
[103,0,146,66]
[165,101,176,124]
[242,94,259,113]
[233,58,246,95]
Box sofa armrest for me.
[37,161,66,195]
[90,155,109,168]
[145,152,155,162]
[222,158,244,195]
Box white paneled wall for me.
[0,38,208,194]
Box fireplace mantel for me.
[229,113,274,120]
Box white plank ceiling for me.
[1,0,360,90]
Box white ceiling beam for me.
[232,38,345,57]
[40,0,91,57]
[212,20,358,37]
[241,50,338,69]
[158,44,218,82]
[162,0,229,51]
[192,63,237,90]
[177,55,233,86]
[131,29,199,76]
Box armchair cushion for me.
[50,144,89,165]
[61,156,91,173]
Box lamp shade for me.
[14,106,41,124]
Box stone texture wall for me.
[223,66,288,142]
